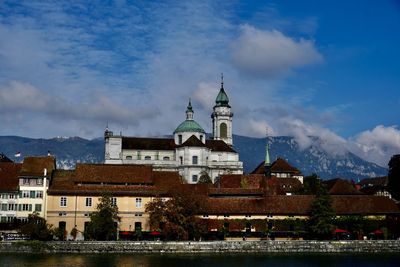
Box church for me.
[104,78,243,183]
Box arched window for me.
[126,156,132,160]
[163,156,170,161]
[144,156,151,160]
[220,123,227,138]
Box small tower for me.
[174,99,206,145]
[264,128,271,178]
[212,74,233,146]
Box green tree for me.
[198,171,212,184]
[146,189,208,240]
[84,194,120,240]
[20,212,54,240]
[302,173,322,194]
[307,186,335,240]
[388,154,400,200]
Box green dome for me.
[215,88,230,107]
[174,120,205,134]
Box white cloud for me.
[0,81,158,127]
[349,125,400,166]
[230,25,323,78]
[274,117,348,155]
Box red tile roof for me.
[203,195,400,216]
[20,156,55,177]
[0,163,21,192]
[218,174,265,189]
[73,164,154,184]
[324,179,363,195]
[251,158,301,175]
[206,140,236,153]
[48,164,181,196]
[177,135,206,148]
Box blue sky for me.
[0,0,399,166]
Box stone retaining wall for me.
[1,240,400,254]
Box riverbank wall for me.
[1,240,400,254]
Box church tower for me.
[212,74,233,146]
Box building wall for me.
[16,177,48,220]
[47,194,156,240]
[0,192,18,223]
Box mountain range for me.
[0,135,387,180]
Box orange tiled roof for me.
[20,156,55,177]
[48,164,181,196]
[324,179,363,195]
[0,163,21,192]
[251,157,301,175]
[73,164,154,184]
[218,174,265,189]
[204,195,400,215]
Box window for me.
[22,191,29,198]
[8,204,16,211]
[23,178,29,185]
[0,217,6,223]
[20,204,31,211]
[135,213,142,217]
[29,191,36,198]
[192,175,198,183]
[137,151,141,160]
[136,198,142,208]
[85,197,92,207]
[163,156,170,161]
[203,214,209,218]
[35,204,42,212]
[192,156,198,165]
[200,135,203,142]
[36,179,43,185]
[220,123,227,138]
[144,156,151,160]
[9,194,15,199]
[126,156,132,160]
[1,194,7,199]
[1,204,7,211]
[36,191,43,199]
[60,196,67,207]
[111,197,117,207]
[178,135,182,144]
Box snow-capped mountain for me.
[0,135,387,179]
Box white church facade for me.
[104,79,243,183]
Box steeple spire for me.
[186,98,194,120]
[264,127,271,178]
[221,73,224,88]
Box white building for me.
[16,156,55,221]
[105,79,243,183]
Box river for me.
[0,253,399,267]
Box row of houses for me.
[1,154,399,240]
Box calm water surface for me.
[0,253,399,267]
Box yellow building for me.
[47,164,180,240]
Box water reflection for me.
[0,253,399,267]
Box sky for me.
[0,0,399,167]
